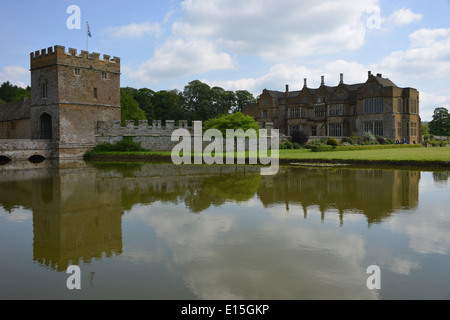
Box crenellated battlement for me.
[96,120,192,137]
[30,45,120,64]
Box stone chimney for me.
[321,75,325,86]
[304,78,307,88]
[340,73,344,84]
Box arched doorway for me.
[40,113,52,139]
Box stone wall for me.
[95,120,276,152]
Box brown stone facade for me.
[30,45,121,158]
[243,72,422,144]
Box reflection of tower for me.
[29,164,123,272]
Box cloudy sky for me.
[1,0,449,120]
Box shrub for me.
[94,137,146,152]
[291,129,309,145]
[341,137,354,145]
[326,138,338,146]
[376,135,386,145]
[284,141,294,149]
[292,142,301,149]
[363,131,377,144]
[311,145,333,152]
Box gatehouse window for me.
[41,79,48,99]
[40,113,52,139]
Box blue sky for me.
[1,0,450,121]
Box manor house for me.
[243,72,421,144]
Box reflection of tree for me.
[183,173,261,213]
[433,171,449,184]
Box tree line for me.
[120,80,256,124]
[0,81,31,105]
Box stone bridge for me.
[0,139,53,163]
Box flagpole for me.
[86,21,89,52]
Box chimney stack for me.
[377,73,382,77]
[286,84,289,98]
[340,73,344,84]
[368,71,372,78]
[321,75,325,86]
[304,78,307,88]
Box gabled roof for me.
[0,99,31,122]
[373,75,397,87]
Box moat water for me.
[0,160,449,300]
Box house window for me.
[314,106,325,118]
[329,104,343,116]
[74,68,81,75]
[328,124,343,137]
[311,125,317,136]
[397,98,402,113]
[102,72,108,79]
[262,110,269,119]
[364,98,384,114]
[364,121,384,136]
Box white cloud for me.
[107,21,161,38]
[173,0,378,60]
[378,28,450,81]
[0,66,29,88]
[125,38,235,84]
[384,8,422,27]
[204,60,370,96]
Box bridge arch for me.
[28,154,46,163]
[0,155,12,165]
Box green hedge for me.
[311,144,423,152]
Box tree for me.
[234,90,256,113]
[204,112,260,136]
[211,87,236,116]
[428,107,450,136]
[182,80,213,121]
[0,81,30,103]
[291,129,309,145]
[120,88,147,124]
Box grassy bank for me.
[85,145,450,167]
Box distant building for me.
[243,72,421,143]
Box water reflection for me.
[0,161,421,272]
[259,167,420,225]
[2,160,447,299]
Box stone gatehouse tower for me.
[30,45,121,158]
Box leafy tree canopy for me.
[204,112,260,136]
[428,107,450,136]
[0,81,30,103]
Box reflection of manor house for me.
[243,72,421,143]
[257,167,420,225]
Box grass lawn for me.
[278,147,450,162]
[86,146,450,164]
